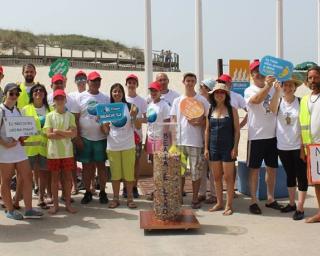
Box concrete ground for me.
[0,185,319,256]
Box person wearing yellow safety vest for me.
[299,66,320,223]
[22,83,52,209]
[17,63,37,110]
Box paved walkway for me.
[0,185,319,256]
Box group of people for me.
[0,60,320,224]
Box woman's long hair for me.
[29,83,50,111]
[209,92,232,110]
[110,83,127,104]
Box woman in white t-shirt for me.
[101,83,138,209]
[0,83,43,220]
[270,76,307,221]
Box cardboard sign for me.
[180,97,204,119]
[259,55,294,82]
[229,59,250,97]
[49,58,70,78]
[4,116,37,140]
[96,103,125,124]
[307,144,320,185]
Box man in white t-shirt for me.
[171,72,210,209]
[216,74,247,128]
[125,74,148,198]
[68,70,87,101]
[300,66,320,223]
[155,72,180,107]
[74,71,110,205]
[244,60,283,214]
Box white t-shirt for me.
[0,104,28,163]
[107,105,135,151]
[170,94,210,148]
[147,100,171,139]
[276,97,301,150]
[68,91,81,101]
[126,95,148,140]
[47,92,80,114]
[77,91,110,141]
[244,84,277,140]
[230,91,246,110]
[308,93,320,143]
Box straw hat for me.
[208,83,230,94]
[283,72,304,87]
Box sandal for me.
[127,200,137,209]
[108,199,120,209]
[223,208,233,216]
[208,204,223,212]
[191,201,201,209]
[37,202,50,210]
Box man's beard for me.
[310,82,320,91]
[25,77,34,83]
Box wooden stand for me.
[140,209,200,231]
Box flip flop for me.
[223,208,234,216]
[108,200,120,209]
[127,200,137,209]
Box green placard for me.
[49,58,70,78]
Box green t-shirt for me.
[44,110,76,159]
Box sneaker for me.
[293,210,304,221]
[280,203,297,213]
[81,191,93,204]
[265,200,284,210]
[249,203,262,215]
[24,209,43,219]
[99,191,109,204]
[133,187,140,199]
[6,210,24,220]
[122,187,128,198]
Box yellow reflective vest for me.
[299,95,312,149]
[17,82,34,109]
[22,104,52,157]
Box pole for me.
[145,0,153,93]
[276,0,284,58]
[195,0,204,84]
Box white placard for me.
[4,116,37,140]
[307,144,320,184]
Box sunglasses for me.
[9,92,20,97]
[76,78,87,83]
[33,88,45,93]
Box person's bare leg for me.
[192,179,201,202]
[48,171,60,214]
[287,187,296,206]
[33,169,39,192]
[250,168,259,204]
[96,162,107,192]
[306,185,320,223]
[111,180,120,200]
[16,160,33,210]
[297,191,307,212]
[223,162,235,215]
[13,173,23,208]
[38,170,49,204]
[209,161,223,211]
[0,163,15,211]
[62,171,77,213]
[265,167,276,204]
[82,163,95,192]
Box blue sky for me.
[0,0,317,75]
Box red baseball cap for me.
[0,66,3,74]
[53,89,66,99]
[52,73,65,83]
[148,81,161,91]
[75,70,87,78]
[88,71,101,81]
[126,74,138,84]
[250,60,260,72]
[217,74,232,83]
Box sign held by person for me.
[96,103,125,124]
[307,144,320,185]
[4,116,37,140]
[180,97,204,120]
[229,59,250,97]
[259,56,294,82]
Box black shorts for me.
[247,137,278,169]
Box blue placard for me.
[231,82,250,97]
[259,55,294,82]
[96,103,125,124]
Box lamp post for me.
[145,0,153,92]
[195,0,204,83]
[276,0,284,58]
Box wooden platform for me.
[140,209,200,231]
